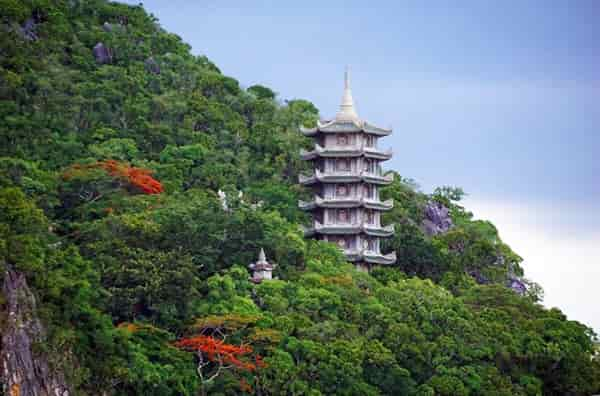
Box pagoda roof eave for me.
[300,145,392,161]
[341,250,397,265]
[314,225,362,235]
[299,119,392,136]
[299,197,393,211]
[363,251,397,265]
[363,198,394,211]
[362,223,395,237]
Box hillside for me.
[1,1,599,395]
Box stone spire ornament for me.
[248,248,276,283]
[336,66,359,122]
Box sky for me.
[123,1,599,333]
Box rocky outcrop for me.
[144,57,160,74]
[1,269,69,396]
[467,269,489,285]
[508,276,527,296]
[93,42,113,64]
[422,201,453,236]
[19,18,39,41]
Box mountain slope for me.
[0,1,598,395]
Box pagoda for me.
[299,69,396,270]
[248,248,276,283]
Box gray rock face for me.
[19,18,39,41]
[1,269,70,396]
[102,21,113,32]
[144,57,160,74]
[422,201,453,236]
[93,42,113,64]
[508,276,527,296]
[468,269,489,285]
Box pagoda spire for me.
[336,66,359,122]
[258,248,266,263]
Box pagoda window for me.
[337,134,349,146]
[336,184,349,197]
[316,159,325,172]
[337,209,349,223]
[346,236,356,249]
[363,184,372,199]
[364,209,374,224]
[365,135,375,148]
[336,237,347,249]
[337,158,351,172]
[367,237,376,251]
[314,211,323,224]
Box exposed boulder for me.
[19,18,39,41]
[102,21,112,32]
[508,276,527,296]
[1,269,70,396]
[422,200,453,236]
[92,42,113,64]
[468,269,489,285]
[144,56,160,74]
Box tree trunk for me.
[0,268,70,396]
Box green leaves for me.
[0,0,598,395]
[0,187,47,272]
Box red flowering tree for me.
[174,315,265,394]
[62,160,163,201]
[97,160,163,194]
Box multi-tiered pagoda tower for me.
[299,70,396,270]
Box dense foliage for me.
[0,0,598,395]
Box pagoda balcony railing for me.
[299,170,393,185]
[342,248,363,262]
[316,169,362,183]
[305,221,395,236]
[342,249,397,265]
[364,147,393,160]
[363,198,394,210]
[299,173,318,185]
[298,196,393,210]
[300,145,392,161]
[362,250,397,265]
[361,171,394,185]
[312,221,362,235]
[363,223,395,237]
[299,195,361,210]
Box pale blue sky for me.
[123,1,599,331]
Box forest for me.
[0,1,599,395]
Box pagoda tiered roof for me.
[344,250,397,266]
[303,222,395,237]
[298,197,393,211]
[300,145,392,161]
[300,120,392,137]
[299,170,393,186]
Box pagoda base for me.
[355,262,371,273]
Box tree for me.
[175,317,265,395]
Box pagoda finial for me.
[258,248,266,263]
[336,66,359,121]
[344,66,350,89]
